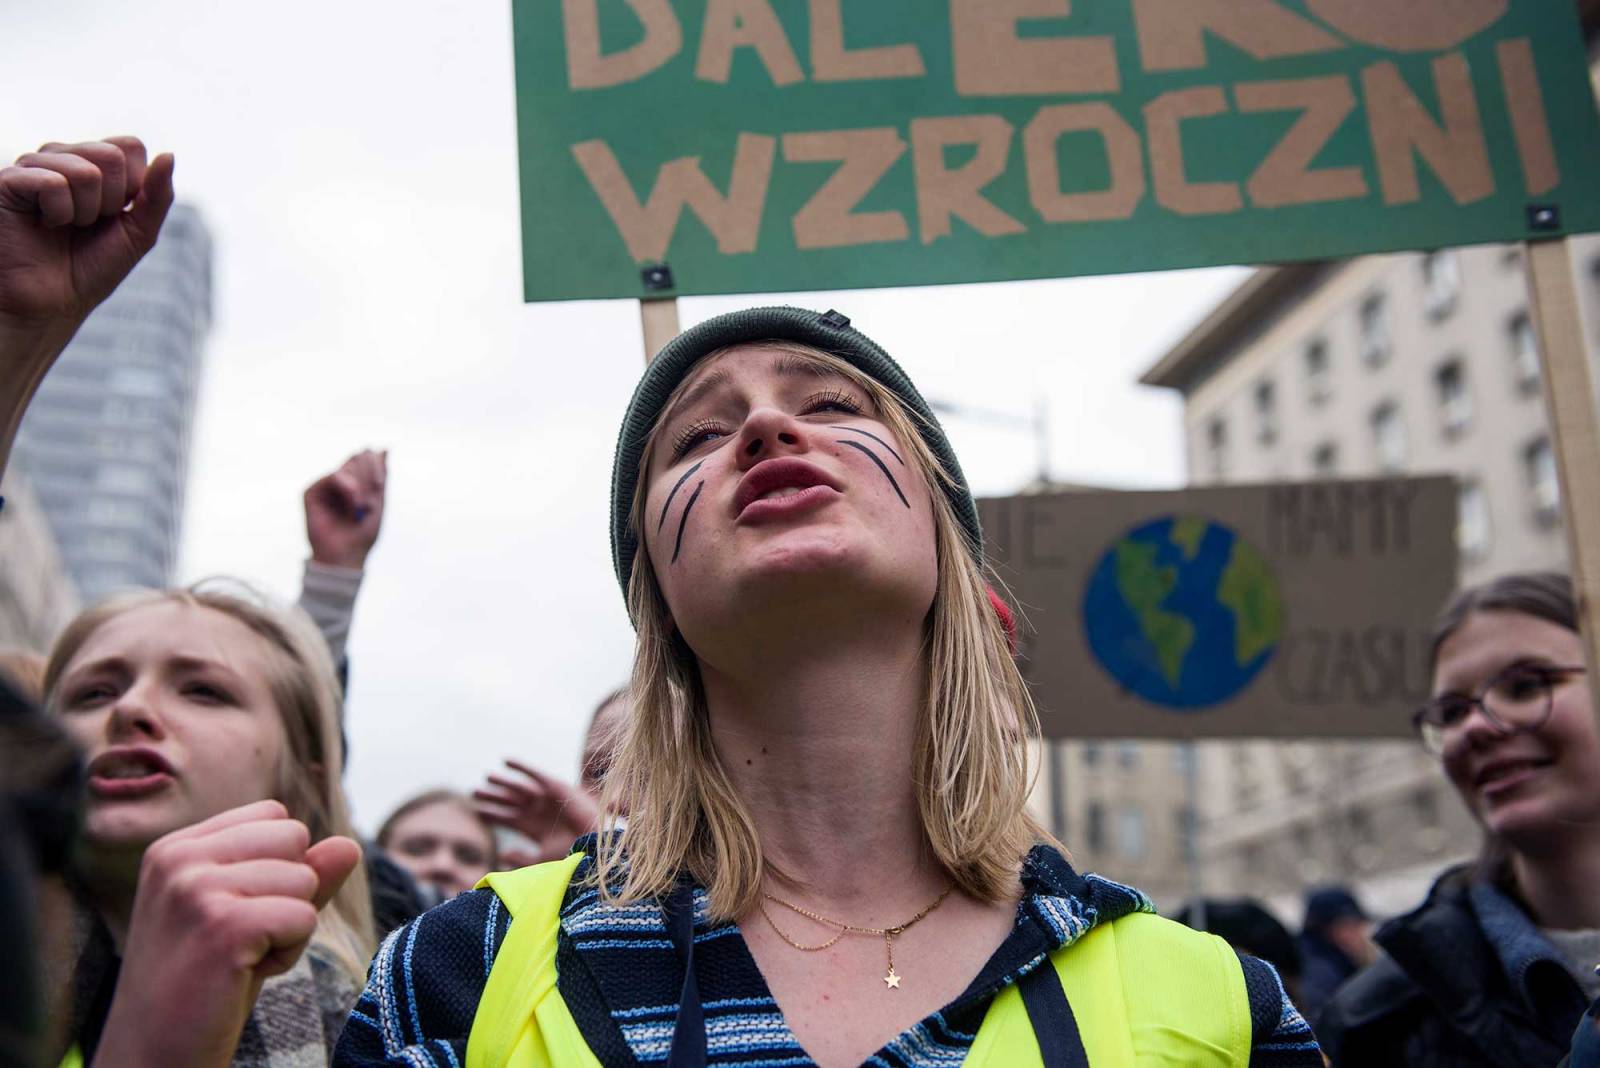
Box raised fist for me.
[304,450,388,570]
[0,137,173,338]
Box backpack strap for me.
[662,882,706,1068]
[1016,960,1091,1068]
[466,853,586,1068]
[966,913,1250,1068]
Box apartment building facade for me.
[0,471,79,653]
[1139,233,1600,916]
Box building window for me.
[1525,436,1561,525]
[1347,806,1380,871]
[1086,802,1106,853]
[1509,312,1541,395]
[107,365,168,400]
[1232,746,1260,809]
[97,464,155,494]
[1412,787,1439,829]
[1458,479,1491,561]
[1359,294,1390,366]
[1311,441,1340,479]
[1305,339,1331,406]
[1207,417,1228,480]
[86,498,145,526]
[1370,401,1407,472]
[1082,742,1102,768]
[1254,379,1277,444]
[1435,359,1472,438]
[1422,250,1460,319]
[1175,804,1196,844]
[1413,787,1446,853]
[1116,805,1148,860]
[1116,741,1140,769]
[1171,745,1196,774]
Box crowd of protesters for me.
[4,136,1600,1068]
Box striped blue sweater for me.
[334,842,1320,1066]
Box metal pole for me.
[1184,741,1207,931]
[1047,739,1067,841]
[1034,394,1050,485]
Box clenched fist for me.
[92,800,360,1068]
[0,136,174,475]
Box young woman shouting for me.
[337,309,1320,1068]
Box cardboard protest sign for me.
[510,2,1600,302]
[978,477,1457,739]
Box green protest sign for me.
[510,1,1600,302]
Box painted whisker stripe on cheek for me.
[657,460,705,534]
[838,440,910,509]
[671,481,704,564]
[836,425,904,466]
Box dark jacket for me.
[1566,998,1600,1068]
[1317,865,1587,1068]
[1297,931,1358,1026]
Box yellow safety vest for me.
[466,855,1252,1068]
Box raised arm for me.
[0,137,174,477]
[298,450,388,665]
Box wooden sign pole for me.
[1525,237,1600,723]
[640,297,680,363]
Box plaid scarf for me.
[60,899,359,1067]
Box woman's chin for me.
[82,804,183,852]
[738,533,864,582]
[1482,794,1576,844]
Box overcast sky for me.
[2,0,1248,830]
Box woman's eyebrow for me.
[658,367,734,430]
[770,353,835,381]
[61,657,128,685]
[166,654,243,680]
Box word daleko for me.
[511,1,1600,301]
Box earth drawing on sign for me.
[1082,515,1283,710]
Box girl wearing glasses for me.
[1319,571,1600,1068]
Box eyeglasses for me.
[1412,662,1587,755]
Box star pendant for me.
[884,969,902,989]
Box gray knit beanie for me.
[610,306,982,606]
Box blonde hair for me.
[0,649,47,702]
[43,582,376,985]
[596,341,1046,920]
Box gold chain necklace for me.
[758,885,953,990]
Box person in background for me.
[1318,571,1600,1067]
[375,789,497,901]
[1297,885,1375,1024]
[577,686,628,796]
[43,581,374,1067]
[1175,898,1306,1010]
[472,687,628,867]
[0,650,48,702]
[0,656,82,1068]
[0,136,373,1067]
